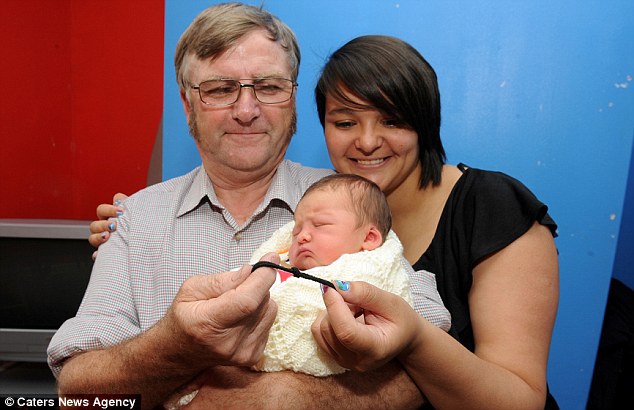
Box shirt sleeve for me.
[404,259,452,331]
[47,211,141,378]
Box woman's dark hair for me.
[315,35,446,188]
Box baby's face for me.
[289,189,369,270]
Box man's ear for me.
[361,226,383,251]
[180,89,192,120]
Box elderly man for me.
[49,3,440,408]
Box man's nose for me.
[232,86,261,123]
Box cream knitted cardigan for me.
[249,221,413,377]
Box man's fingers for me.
[207,254,279,331]
[181,265,252,302]
[180,253,277,310]
[227,253,279,309]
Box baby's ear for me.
[361,226,383,251]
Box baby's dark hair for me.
[301,174,392,243]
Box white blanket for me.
[250,221,413,376]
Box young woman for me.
[312,35,559,409]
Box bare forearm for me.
[401,320,547,409]
[322,361,423,409]
[57,320,204,408]
[189,361,423,410]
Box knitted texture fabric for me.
[250,221,413,376]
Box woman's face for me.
[323,91,421,195]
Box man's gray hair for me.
[174,2,301,90]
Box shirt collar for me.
[177,160,303,218]
[255,160,305,215]
[177,166,213,217]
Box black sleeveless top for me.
[412,164,559,409]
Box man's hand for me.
[167,253,280,367]
[57,253,281,408]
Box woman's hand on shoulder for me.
[311,280,426,372]
[89,193,128,259]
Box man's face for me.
[181,30,296,180]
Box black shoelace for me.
[251,261,335,289]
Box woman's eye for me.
[334,120,355,129]
[382,118,401,127]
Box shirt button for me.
[233,232,242,241]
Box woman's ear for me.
[361,226,383,251]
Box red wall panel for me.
[0,1,73,217]
[0,0,164,220]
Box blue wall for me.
[163,1,634,408]
[613,136,634,290]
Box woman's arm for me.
[404,222,558,408]
[315,222,559,409]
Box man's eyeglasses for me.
[191,78,297,106]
